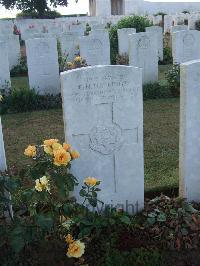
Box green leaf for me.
[88,197,97,207]
[36,214,53,231]
[11,236,25,253]
[120,215,131,225]
[157,212,166,222]
[181,228,188,236]
[79,189,87,197]
[109,218,116,225]
[147,217,156,225]
[78,226,92,238]
[184,202,199,213]
[148,212,157,218]
[92,191,97,198]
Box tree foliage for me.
[0,0,78,17]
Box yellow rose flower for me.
[35,176,50,192]
[24,145,36,157]
[44,145,53,155]
[65,234,74,244]
[84,177,98,187]
[74,56,82,62]
[67,240,85,258]
[63,143,71,152]
[66,62,73,68]
[52,142,63,151]
[43,139,59,155]
[53,149,71,166]
[43,139,58,147]
[70,150,80,159]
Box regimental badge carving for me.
[89,124,122,155]
[183,34,194,47]
[138,36,150,49]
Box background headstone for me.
[0,42,11,89]
[146,26,163,61]
[172,30,200,64]
[171,25,188,33]
[26,38,60,95]
[0,118,7,171]
[129,32,158,84]
[117,28,136,55]
[0,35,20,70]
[59,32,80,61]
[79,35,110,66]
[61,65,144,213]
[179,59,200,202]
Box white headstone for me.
[79,35,110,66]
[0,20,13,35]
[61,65,144,213]
[164,15,174,33]
[171,25,188,33]
[26,38,60,95]
[146,26,163,61]
[129,32,158,84]
[172,30,200,64]
[0,42,11,89]
[0,117,7,171]
[179,59,200,202]
[117,28,136,55]
[0,35,20,70]
[59,32,80,61]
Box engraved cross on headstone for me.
[71,102,138,193]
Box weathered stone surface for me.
[61,65,144,213]
[172,30,200,64]
[0,117,7,171]
[171,25,188,33]
[129,32,158,84]
[79,35,110,66]
[146,26,163,61]
[26,38,60,95]
[180,59,200,202]
[117,28,136,55]
[59,32,80,61]
[0,42,11,89]
[0,35,20,69]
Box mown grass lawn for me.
[1,98,179,192]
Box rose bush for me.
[0,138,102,261]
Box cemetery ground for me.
[4,64,179,193]
[2,63,199,265]
[2,98,179,193]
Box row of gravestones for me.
[0,25,162,93]
[1,61,200,213]
[1,23,200,93]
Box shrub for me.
[105,249,163,266]
[115,54,129,65]
[109,15,152,64]
[85,23,91,36]
[16,10,61,19]
[161,47,173,65]
[10,56,28,77]
[165,64,180,97]
[143,82,172,100]
[63,56,87,71]
[0,88,62,114]
[0,139,102,260]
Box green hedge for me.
[109,15,153,64]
